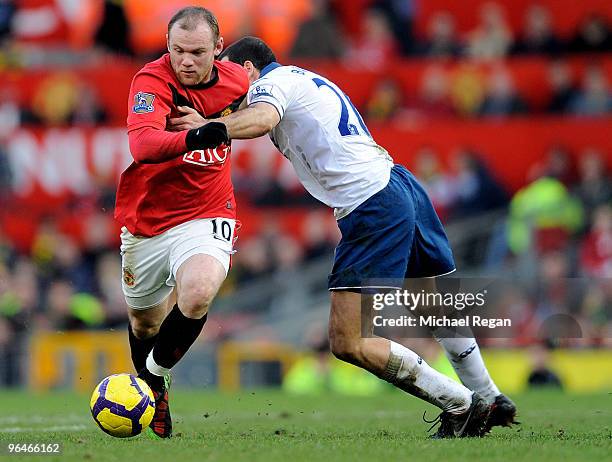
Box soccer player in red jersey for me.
[114,7,249,438]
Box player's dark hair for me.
[168,6,219,41]
[219,36,276,71]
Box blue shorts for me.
[328,164,455,290]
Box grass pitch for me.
[0,389,610,462]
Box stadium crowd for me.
[0,1,611,386]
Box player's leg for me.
[120,226,176,373]
[328,290,490,437]
[144,253,225,378]
[137,218,235,438]
[407,278,502,404]
[120,226,179,438]
[137,253,226,439]
[404,168,517,429]
[127,291,175,371]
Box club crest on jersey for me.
[122,267,136,287]
[132,92,155,113]
[221,107,233,117]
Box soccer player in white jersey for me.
[169,37,517,438]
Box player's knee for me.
[130,318,161,339]
[177,280,216,318]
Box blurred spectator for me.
[269,234,307,314]
[507,176,584,255]
[301,210,336,261]
[95,252,127,327]
[449,64,486,117]
[409,65,455,118]
[527,343,563,388]
[344,8,398,70]
[574,148,612,220]
[232,237,273,285]
[478,66,527,116]
[529,144,576,187]
[579,281,611,345]
[546,59,578,113]
[94,0,132,55]
[0,262,31,386]
[512,4,562,56]
[417,11,461,58]
[0,0,15,43]
[253,0,312,60]
[289,0,345,59]
[68,85,108,126]
[29,73,81,126]
[46,279,104,331]
[372,0,415,56]
[48,234,97,294]
[413,146,456,220]
[465,2,513,60]
[579,205,612,278]
[0,88,22,137]
[450,148,508,220]
[365,78,404,122]
[569,63,612,116]
[568,13,612,54]
[0,142,11,201]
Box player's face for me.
[167,22,223,86]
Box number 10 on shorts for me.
[212,218,234,243]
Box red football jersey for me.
[115,54,249,237]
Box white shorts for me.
[120,218,236,310]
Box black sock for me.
[151,304,208,370]
[128,323,158,372]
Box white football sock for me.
[381,341,472,414]
[433,335,500,404]
[146,352,171,377]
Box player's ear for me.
[244,61,259,82]
[214,37,224,57]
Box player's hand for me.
[185,122,229,150]
[168,106,207,132]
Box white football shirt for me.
[246,63,394,219]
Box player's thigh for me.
[120,227,173,311]
[175,254,226,311]
[328,170,415,291]
[403,168,456,278]
[167,218,236,313]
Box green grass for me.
[0,389,610,461]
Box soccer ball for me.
[90,373,155,438]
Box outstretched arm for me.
[168,102,280,140]
[219,102,281,140]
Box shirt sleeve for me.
[128,126,188,164]
[127,71,173,131]
[246,76,293,119]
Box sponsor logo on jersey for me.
[183,146,230,166]
[132,92,155,113]
[123,267,136,287]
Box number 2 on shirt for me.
[312,78,371,138]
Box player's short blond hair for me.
[168,6,219,41]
